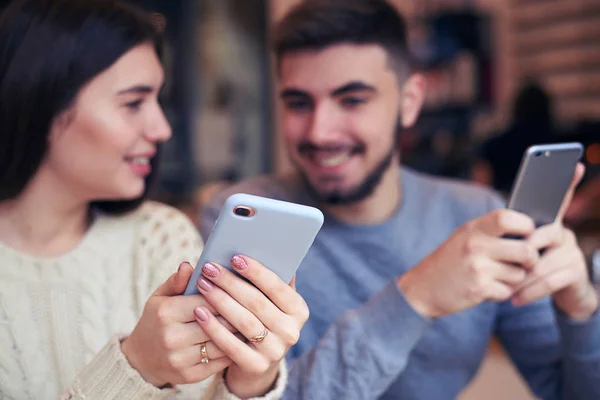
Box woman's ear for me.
[48,108,75,144]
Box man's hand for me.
[512,223,598,320]
[512,163,598,320]
[399,162,598,321]
[397,209,538,318]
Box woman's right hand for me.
[121,262,235,387]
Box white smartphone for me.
[507,142,583,227]
[184,193,325,295]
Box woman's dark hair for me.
[0,0,163,214]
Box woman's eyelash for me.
[126,100,143,110]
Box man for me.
[200,1,600,399]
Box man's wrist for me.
[397,271,438,318]
[558,283,599,321]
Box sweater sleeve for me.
[59,203,203,400]
[283,281,432,399]
[59,335,174,400]
[496,296,600,400]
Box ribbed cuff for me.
[201,359,288,400]
[555,302,600,358]
[361,281,433,357]
[61,335,173,400]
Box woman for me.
[0,0,308,399]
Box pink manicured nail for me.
[194,307,209,322]
[231,255,248,271]
[197,278,214,292]
[202,262,220,278]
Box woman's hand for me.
[194,255,310,398]
[121,262,236,387]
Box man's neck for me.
[0,168,90,257]
[323,163,402,225]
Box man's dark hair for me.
[273,0,411,76]
[0,0,163,214]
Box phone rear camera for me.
[234,206,254,217]
[235,207,250,217]
[534,151,542,157]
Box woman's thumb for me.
[154,261,195,296]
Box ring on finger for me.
[248,328,269,344]
[200,341,209,364]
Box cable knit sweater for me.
[0,202,287,400]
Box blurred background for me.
[26,0,600,398]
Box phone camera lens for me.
[234,206,253,217]
[534,151,542,157]
[235,208,250,217]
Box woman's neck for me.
[0,169,91,257]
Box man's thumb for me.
[154,261,195,296]
[557,162,586,223]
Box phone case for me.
[507,142,583,226]
[184,193,325,295]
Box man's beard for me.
[296,147,396,205]
[292,116,402,205]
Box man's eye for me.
[285,99,312,111]
[341,97,366,108]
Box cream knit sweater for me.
[0,202,287,400]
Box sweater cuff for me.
[201,358,288,400]
[361,281,433,357]
[61,335,173,400]
[555,301,600,358]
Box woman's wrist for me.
[224,364,280,398]
[121,336,168,388]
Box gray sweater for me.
[200,167,600,400]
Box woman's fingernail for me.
[232,255,248,271]
[197,278,214,292]
[202,262,220,278]
[178,262,186,272]
[194,307,209,322]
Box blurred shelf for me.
[513,1,600,32]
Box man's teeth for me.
[129,157,149,165]
[314,152,351,167]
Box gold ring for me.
[200,342,209,364]
[248,328,269,344]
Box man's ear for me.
[399,73,426,129]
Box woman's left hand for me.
[193,255,309,398]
